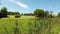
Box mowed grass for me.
[0,16,60,34]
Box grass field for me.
[0,16,60,34]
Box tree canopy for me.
[0,7,8,17]
[34,9,49,19]
[8,12,20,15]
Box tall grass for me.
[28,19,33,34]
[0,18,60,34]
[14,20,19,34]
[2,23,8,34]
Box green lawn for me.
[0,16,60,34]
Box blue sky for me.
[0,0,60,14]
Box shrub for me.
[15,14,21,18]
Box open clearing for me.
[0,16,60,34]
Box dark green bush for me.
[15,15,21,18]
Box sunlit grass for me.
[0,16,60,34]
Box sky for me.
[0,0,60,14]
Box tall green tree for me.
[1,7,8,17]
[34,9,49,19]
[34,9,44,19]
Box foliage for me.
[34,9,44,18]
[24,13,34,16]
[3,23,8,34]
[34,9,49,19]
[8,12,21,18]
[0,16,60,34]
[14,21,19,34]
[1,7,8,17]
[28,20,33,34]
[15,14,21,18]
[8,12,20,15]
[0,7,20,18]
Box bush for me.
[15,15,21,18]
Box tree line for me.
[34,9,54,19]
[0,7,60,18]
[34,9,60,19]
[0,7,20,18]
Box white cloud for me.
[9,0,29,8]
[15,1,29,8]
